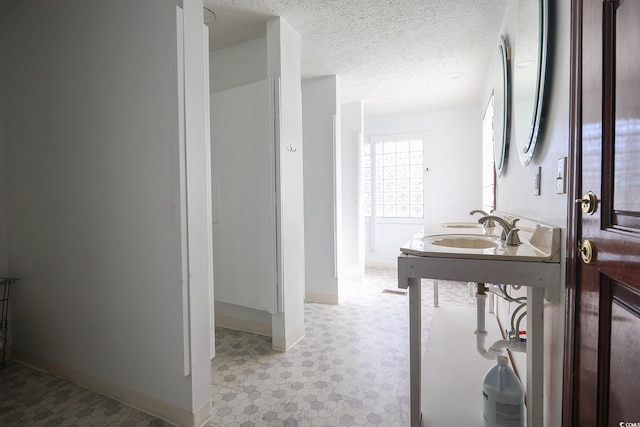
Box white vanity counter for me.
[401,218,560,263]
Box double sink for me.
[399,214,561,301]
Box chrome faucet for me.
[477,215,522,246]
[470,210,495,227]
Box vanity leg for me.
[433,279,439,307]
[527,286,544,427]
[409,277,422,427]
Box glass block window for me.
[363,137,424,218]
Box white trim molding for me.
[215,315,272,337]
[305,292,339,305]
[272,326,305,352]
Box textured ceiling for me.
[204,0,508,116]
[0,0,509,116]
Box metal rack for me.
[1,277,17,367]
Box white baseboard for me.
[272,325,305,353]
[364,261,397,269]
[11,349,211,427]
[305,292,339,305]
[215,314,272,337]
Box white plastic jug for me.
[482,355,525,427]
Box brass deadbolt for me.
[576,192,598,215]
[579,240,595,264]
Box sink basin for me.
[436,222,484,229]
[425,235,499,249]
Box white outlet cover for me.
[556,157,567,194]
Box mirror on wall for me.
[494,36,510,176]
[513,0,548,166]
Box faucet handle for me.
[510,218,520,227]
[472,210,495,227]
[506,228,522,246]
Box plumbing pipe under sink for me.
[474,283,526,360]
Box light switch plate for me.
[534,166,541,196]
[556,157,567,194]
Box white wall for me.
[483,1,571,424]
[0,1,211,424]
[209,37,267,93]
[340,101,364,280]
[181,1,214,412]
[487,3,569,227]
[363,105,483,265]
[302,76,340,304]
[268,17,306,351]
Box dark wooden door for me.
[566,0,640,425]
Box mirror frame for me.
[513,0,548,166]
[494,35,510,176]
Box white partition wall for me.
[209,38,274,336]
[203,23,215,361]
[302,76,341,304]
[268,17,306,352]
[180,2,214,415]
[340,101,365,281]
[210,80,278,313]
[0,1,212,425]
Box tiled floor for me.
[0,268,475,426]
[0,362,171,426]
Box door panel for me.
[614,0,640,219]
[570,0,640,425]
[608,282,640,426]
[210,80,278,313]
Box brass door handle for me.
[575,192,598,214]
[578,240,595,264]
